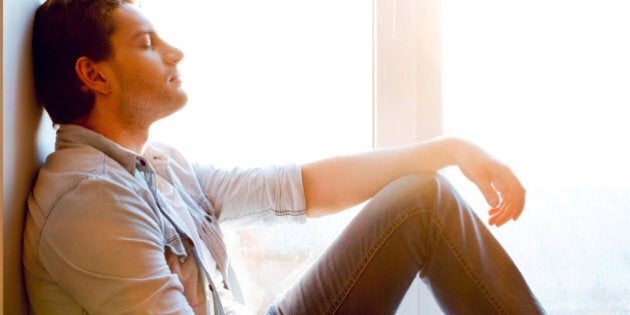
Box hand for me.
[456,142,526,227]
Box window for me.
[441,1,630,313]
[137,1,630,314]
[143,0,373,312]
[144,0,373,167]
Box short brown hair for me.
[32,0,133,124]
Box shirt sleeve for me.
[39,176,194,315]
[194,163,307,225]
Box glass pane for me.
[142,0,373,312]
[442,1,630,313]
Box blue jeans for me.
[267,173,544,314]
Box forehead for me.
[110,3,154,40]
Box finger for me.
[489,199,512,226]
[493,168,526,221]
[494,202,513,227]
[499,183,525,222]
[511,186,526,221]
[488,207,503,225]
[488,203,507,226]
[479,177,501,208]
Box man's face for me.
[103,3,187,128]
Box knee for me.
[375,172,458,216]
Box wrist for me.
[438,137,470,167]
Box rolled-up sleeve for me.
[194,164,307,224]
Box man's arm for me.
[302,137,525,227]
[36,179,194,314]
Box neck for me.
[102,125,150,154]
[73,115,151,154]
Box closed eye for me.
[140,34,154,49]
[133,30,156,49]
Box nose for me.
[164,41,184,65]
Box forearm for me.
[302,137,467,217]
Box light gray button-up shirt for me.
[23,125,306,314]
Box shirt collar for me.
[55,124,145,175]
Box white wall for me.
[3,0,53,314]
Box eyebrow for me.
[131,28,155,40]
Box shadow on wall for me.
[3,0,56,314]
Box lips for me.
[170,72,182,83]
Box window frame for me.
[373,0,442,313]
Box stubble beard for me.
[116,82,188,132]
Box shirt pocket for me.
[162,220,206,310]
[163,221,190,262]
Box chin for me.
[176,94,188,110]
[176,90,188,106]
[168,94,189,115]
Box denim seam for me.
[428,214,508,314]
[326,206,424,315]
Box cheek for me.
[130,62,159,80]
[117,54,165,80]
[110,55,171,97]
[124,65,165,91]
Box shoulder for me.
[30,146,150,223]
[144,141,201,182]
[145,141,191,168]
[36,145,141,192]
[28,159,163,257]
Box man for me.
[24,0,544,314]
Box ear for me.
[75,56,112,95]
